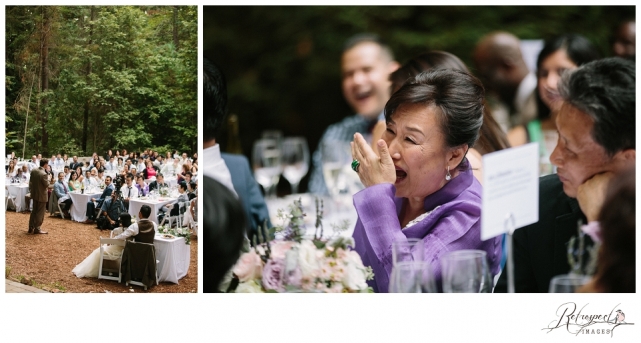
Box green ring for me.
[351,159,360,172]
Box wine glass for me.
[392,238,425,266]
[261,130,283,147]
[440,250,493,293]
[252,139,282,198]
[389,261,437,293]
[320,140,351,198]
[549,274,591,293]
[281,137,309,195]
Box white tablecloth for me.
[154,234,190,284]
[6,183,30,212]
[129,197,177,224]
[68,191,103,222]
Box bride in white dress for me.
[72,215,132,278]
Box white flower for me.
[235,280,264,293]
[177,228,183,234]
[163,228,168,233]
[342,250,368,291]
[297,240,320,279]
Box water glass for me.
[389,261,437,293]
[320,140,352,198]
[441,250,492,293]
[252,139,282,198]
[392,238,425,266]
[281,137,309,195]
[549,274,591,293]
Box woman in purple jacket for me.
[350,69,502,292]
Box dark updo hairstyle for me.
[203,176,247,293]
[389,51,509,155]
[385,68,485,169]
[535,34,600,120]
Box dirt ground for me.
[5,210,198,293]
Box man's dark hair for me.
[58,172,64,177]
[343,33,395,62]
[157,173,164,179]
[105,176,112,182]
[185,171,193,178]
[40,158,49,167]
[203,176,246,292]
[203,57,227,141]
[179,182,188,191]
[139,205,152,219]
[126,173,134,181]
[189,181,197,191]
[385,69,485,168]
[558,57,635,156]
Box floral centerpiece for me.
[158,224,191,245]
[230,198,373,293]
[159,186,169,197]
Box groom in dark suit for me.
[83,176,115,223]
[495,58,635,292]
[28,159,50,234]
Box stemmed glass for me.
[440,250,493,293]
[389,261,437,293]
[252,139,282,198]
[320,140,351,198]
[281,137,309,195]
[549,274,591,293]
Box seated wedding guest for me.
[165,151,172,161]
[72,208,134,278]
[142,160,157,180]
[6,160,17,178]
[68,171,81,191]
[372,50,510,183]
[578,167,635,293]
[507,34,599,176]
[83,176,115,223]
[69,156,80,171]
[495,58,635,293]
[192,152,198,163]
[116,157,124,169]
[53,154,65,170]
[105,149,113,161]
[308,33,400,195]
[204,56,272,238]
[203,176,247,292]
[177,164,190,182]
[62,154,69,167]
[112,205,157,243]
[130,167,137,177]
[122,148,127,157]
[136,157,146,172]
[612,20,635,61]
[158,182,189,223]
[120,174,139,210]
[191,161,198,175]
[97,168,106,183]
[28,155,38,172]
[105,156,116,170]
[120,164,130,177]
[94,161,103,171]
[135,174,149,196]
[161,157,180,176]
[63,166,71,183]
[54,172,73,219]
[44,163,55,185]
[351,69,502,292]
[74,166,85,184]
[84,170,93,188]
[149,173,169,192]
[153,155,164,169]
[20,165,30,182]
[98,190,125,230]
[187,181,197,201]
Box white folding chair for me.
[97,238,126,282]
[5,185,18,211]
[160,201,189,228]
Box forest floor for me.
[5,211,197,293]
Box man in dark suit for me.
[495,58,635,292]
[82,175,115,224]
[148,173,169,192]
[69,155,82,171]
[222,153,272,241]
[28,159,50,234]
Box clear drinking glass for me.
[441,250,493,293]
[320,140,352,198]
[392,238,425,266]
[549,274,591,293]
[252,139,282,198]
[281,137,309,195]
[389,261,437,293]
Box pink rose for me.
[232,250,263,282]
[262,259,285,292]
[270,240,294,260]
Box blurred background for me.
[203,5,634,194]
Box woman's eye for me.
[405,137,416,144]
[386,128,395,135]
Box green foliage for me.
[6,6,197,157]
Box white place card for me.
[481,143,539,241]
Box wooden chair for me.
[97,238,126,282]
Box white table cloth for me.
[154,234,190,284]
[6,182,30,212]
[68,191,103,222]
[129,197,177,224]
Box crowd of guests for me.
[6,148,198,228]
[203,19,635,293]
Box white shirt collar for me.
[203,144,238,197]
